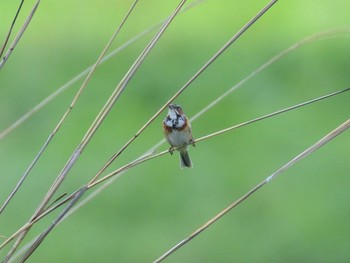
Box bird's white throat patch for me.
[165,110,185,129]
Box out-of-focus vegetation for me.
[1,0,349,262]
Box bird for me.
[163,104,195,168]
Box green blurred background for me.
[1,0,350,262]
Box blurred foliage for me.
[0,0,349,262]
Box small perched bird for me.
[163,104,194,168]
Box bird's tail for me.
[179,150,193,168]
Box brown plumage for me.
[163,104,194,168]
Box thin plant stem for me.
[55,0,140,134]
[80,0,186,147]
[55,24,350,230]
[19,186,88,262]
[0,0,24,58]
[0,136,50,214]
[88,150,165,188]
[2,1,140,260]
[4,0,348,259]
[195,87,350,143]
[154,118,350,263]
[88,87,350,188]
[2,25,348,140]
[88,0,279,186]
[0,0,139,215]
[191,27,350,122]
[1,86,348,253]
[3,2,187,261]
[0,189,83,252]
[0,0,207,140]
[0,0,40,70]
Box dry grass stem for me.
[0,0,206,140]
[87,0,279,186]
[1,0,140,259]
[9,0,142,216]
[0,0,139,217]
[154,118,350,263]
[19,187,88,262]
[1,73,346,258]
[83,0,278,191]
[2,1,187,260]
[0,137,50,214]
[195,87,350,143]
[0,0,24,59]
[1,26,347,139]
[0,84,347,257]
[0,0,40,70]
[191,27,350,122]
[90,86,350,189]
[1,0,348,261]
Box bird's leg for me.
[189,139,196,147]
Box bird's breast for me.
[166,129,191,148]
